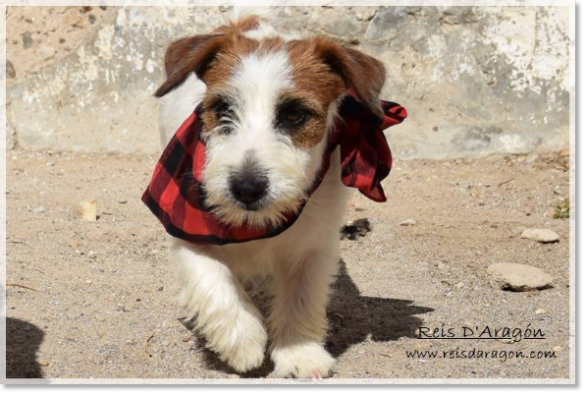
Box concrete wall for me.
[6,6,570,158]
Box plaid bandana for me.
[142,92,407,245]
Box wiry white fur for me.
[202,51,325,229]
[157,16,351,379]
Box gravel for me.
[6,150,571,380]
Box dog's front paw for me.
[213,311,268,373]
[271,343,335,378]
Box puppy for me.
[154,10,386,378]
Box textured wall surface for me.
[6,6,570,158]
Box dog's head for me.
[155,15,386,228]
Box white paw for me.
[271,343,335,378]
[210,310,268,373]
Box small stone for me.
[161,340,170,347]
[38,360,50,367]
[157,285,164,291]
[228,374,240,379]
[544,208,556,218]
[487,263,554,292]
[117,199,128,204]
[535,308,547,315]
[29,206,45,214]
[437,262,447,270]
[553,346,563,352]
[80,200,97,222]
[455,282,465,289]
[400,219,417,226]
[85,280,93,284]
[88,250,98,259]
[521,229,560,243]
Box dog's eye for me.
[277,106,309,130]
[282,109,305,124]
[211,98,232,117]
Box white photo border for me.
[0,0,576,385]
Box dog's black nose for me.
[230,174,269,207]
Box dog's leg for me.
[268,249,339,378]
[173,241,267,373]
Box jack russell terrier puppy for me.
[143,8,407,378]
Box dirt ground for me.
[5,149,571,381]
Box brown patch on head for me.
[283,37,386,148]
[154,14,272,98]
[156,17,385,151]
[284,40,347,148]
[288,36,386,113]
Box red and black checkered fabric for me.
[142,92,407,245]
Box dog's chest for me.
[218,152,349,277]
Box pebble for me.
[487,263,554,292]
[38,360,50,367]
[118,199,128,204]
[544,208,556,218]
[85,280,93,284]
[521,228,560,243]
[455,282,464,289]
[80,200,97,222]
[535,308,547,315]
[88,250,98,259]
[553,346,563,352]
[400,219,417,226]
[29,206,45,214]
[437,262,447,270]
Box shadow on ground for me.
[188,260,434,377]
[6,317,45,378]
[326,260,434,358]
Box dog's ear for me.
[155,34,224,98]
[314,38,386,119]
